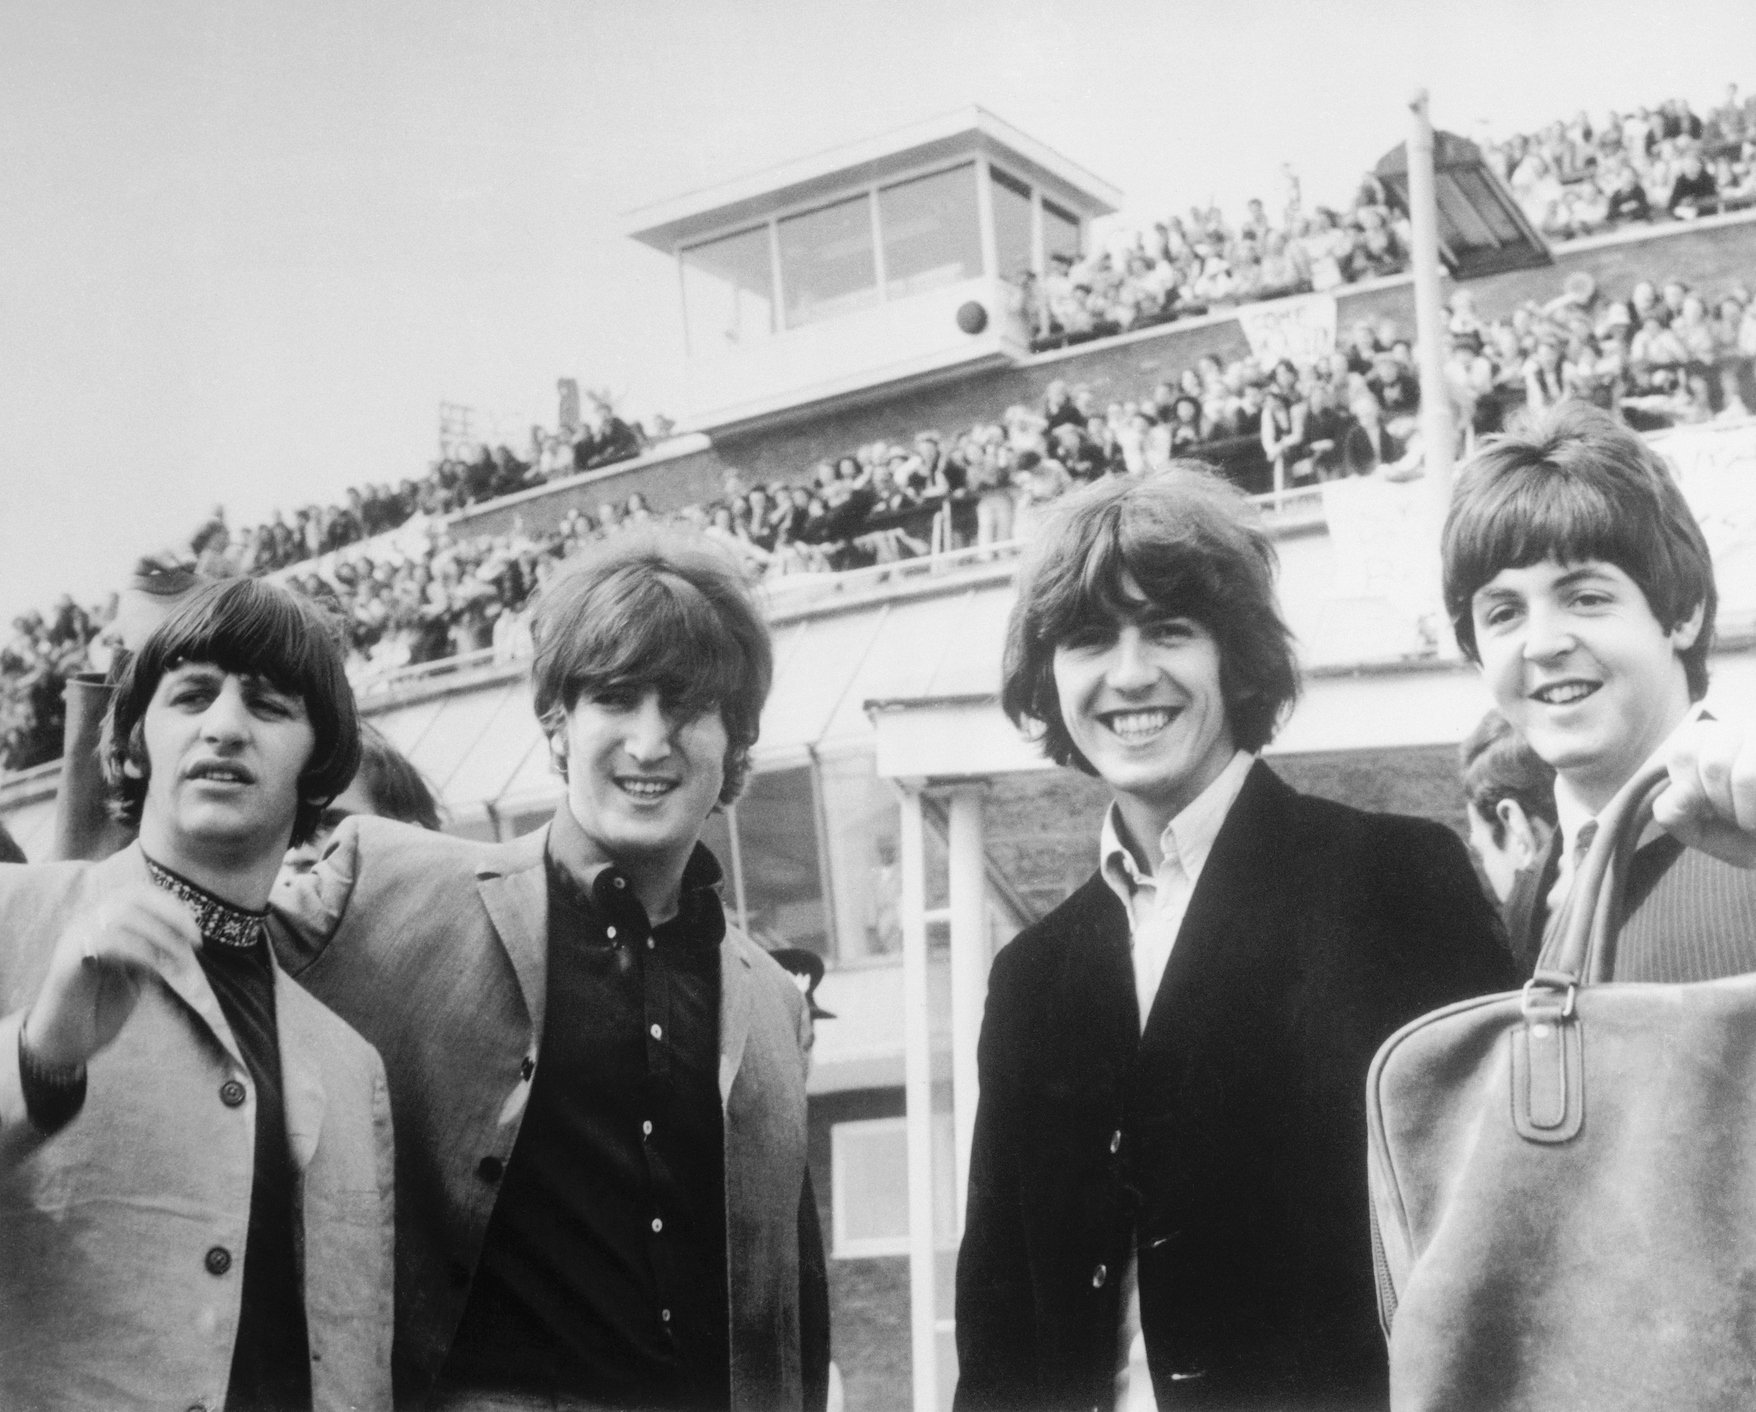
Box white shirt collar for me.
[1100,750,1255,898]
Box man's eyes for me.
[1475,600,1522,629]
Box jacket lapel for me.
[475,826,552,1039]
[273,967,329,1172]
[718,929,753,1108]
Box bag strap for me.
[1510,758,1672,1144]
[1543,757,1673,987]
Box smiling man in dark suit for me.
[955,470,1516,1411]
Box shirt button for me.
[205,1247,232,1276]
[1110,1130,1122,1154]
[642,1119,653,1137]
[519,1057,535,1081]
[651,1216,664,1233]
[220,1080,247,1108]
[1091,1263,1107,1288]
[478,1156,505,1184]
[606,926,617,940]
[649,1023,663,1040]
[612,876,627,889]
[646,938,655,950]
[661,1308,672,1323]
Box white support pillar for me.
[1407,89,1455,505]
[897,784,940,1412]
[945,785,987,1225]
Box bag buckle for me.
[1520,975,1577,1028]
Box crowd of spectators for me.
[1483,87,1756,241]
[1025,83,1756,357]
[1026,177,1413,351]
[8,254,1756,769]
[243,259,1756,693]
[217,393,652,577]
[1,598,102,772]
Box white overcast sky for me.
[4,0,1754,623]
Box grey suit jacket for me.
[0,844,395,1412]
[271,814,819,1410]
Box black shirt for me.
[442,809,731,1409]
[147,861,311,1412]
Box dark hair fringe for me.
[101,578,361,848]
[529,530,773,804]
[1000,466,1300,768]
[1442,401,1716,699]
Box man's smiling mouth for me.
[1099,707,1177,742]
[616,777,677,799]
[1530,681,1600,707]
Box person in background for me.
[0,577,391,1411]
[958,471,1513,1412]
[1459,708,1558,972]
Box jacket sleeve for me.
[1387,818,1523,1008]
[953,946,1039,1411]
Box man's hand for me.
[1653,718,1756,868]
[21,885,203,1070]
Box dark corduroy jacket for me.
[954,762,1518,1412]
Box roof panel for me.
[626,107,1121,253]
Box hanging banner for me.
[1235,291,1338,367]
[1653,416,1756,619]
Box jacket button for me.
[477,1156,504,1183]
[1091,1263,1107,1288]
[205,1246,232,1276]
[1109,1129,1122,1154]
[519,1057,535,1081]
[220,1080,247,1108]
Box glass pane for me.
[879,163,981,298]
[991,166,1034,281]
[818,752,901,963]
[836,1121,911,1245]
[1042,198,1082,265]
[731,766,828,953]
[830,1113,959,1253]
[681,226,775,355]
[779,194,878,327]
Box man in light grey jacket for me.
[0,577,394,1412]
